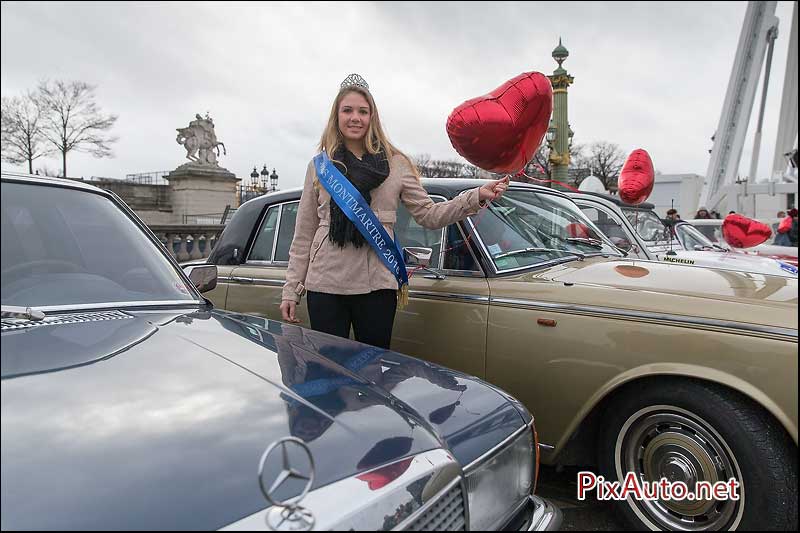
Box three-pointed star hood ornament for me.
[259,437,316,531]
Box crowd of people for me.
[665,206,798,247]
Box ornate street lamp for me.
[547,37,575,190]
[250,166,259,187]
[260,165,269,190]
[270,168,279,191]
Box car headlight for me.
[464,425,534,530]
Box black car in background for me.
[1,172,560,531]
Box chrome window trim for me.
[463,423,529,475]
[490,296,798,340]
[243,260,289,267]
[464,215,500,275]
[244,200,299,264]
[437,269,486,278]
[442,219,485,276]
[271,203,283,262]
[432,195,448,269]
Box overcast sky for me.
[1,1,796,190]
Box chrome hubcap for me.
[616,405,744,530]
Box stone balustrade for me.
[149,224,225,262]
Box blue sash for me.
[313,151,409,291]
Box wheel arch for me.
[551,364,798,467]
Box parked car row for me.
[3,171,797,531]
[1,172,560,531]
[570,191,799,277]
[197,177,797,531]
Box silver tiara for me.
[340,73,369,91]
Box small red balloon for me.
[566,222,591,239]
[446,72,553,174]
[618,149,654,205]
[722,214,772,248]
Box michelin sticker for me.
[662,256,695,265]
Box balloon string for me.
[509,171,582,193]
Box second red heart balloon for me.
[618,149,654,205]
[446,72,553,174]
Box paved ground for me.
[536,465,627,531]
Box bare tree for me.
[413,154,480,179]
[37,80,118,177]
[573,141,625,190]
[1,94,53,174]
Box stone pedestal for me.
[167,163,240,224]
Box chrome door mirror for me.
[403,247,433,268]
[183,264,218,293]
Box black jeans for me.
[307,289,397,349]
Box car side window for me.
[395,203,442,269]
[579,205,630,243]
[443,223,479,271]
[274,202,299,262]
[248,205,280,261]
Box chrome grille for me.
[1,310,133,331]
[404,481,466,531]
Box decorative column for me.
[547,38,575,190]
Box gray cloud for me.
[1,1,795,190]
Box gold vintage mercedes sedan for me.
[200,179,798,531]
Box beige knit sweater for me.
[282,153,484,302]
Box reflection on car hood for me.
[494,257,798,331]
[1,308,521,530]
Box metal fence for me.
[125,171,171,185]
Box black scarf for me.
[329,146,390,248]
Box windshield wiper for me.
[1,305,46,321]
[494,247,586,260]
[565,237,605,249]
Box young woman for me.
[280,73,508,349]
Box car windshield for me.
[469,189,619,271]
[622,208,668,242]
[1,180,198,309]
[675,223,717,250]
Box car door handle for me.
[230,276,254,284]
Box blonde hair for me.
[317,86,419,180]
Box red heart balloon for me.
[722,214,772,248]
[566,222,591,239]
[446,72,553,174]
[618,149,654,205]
